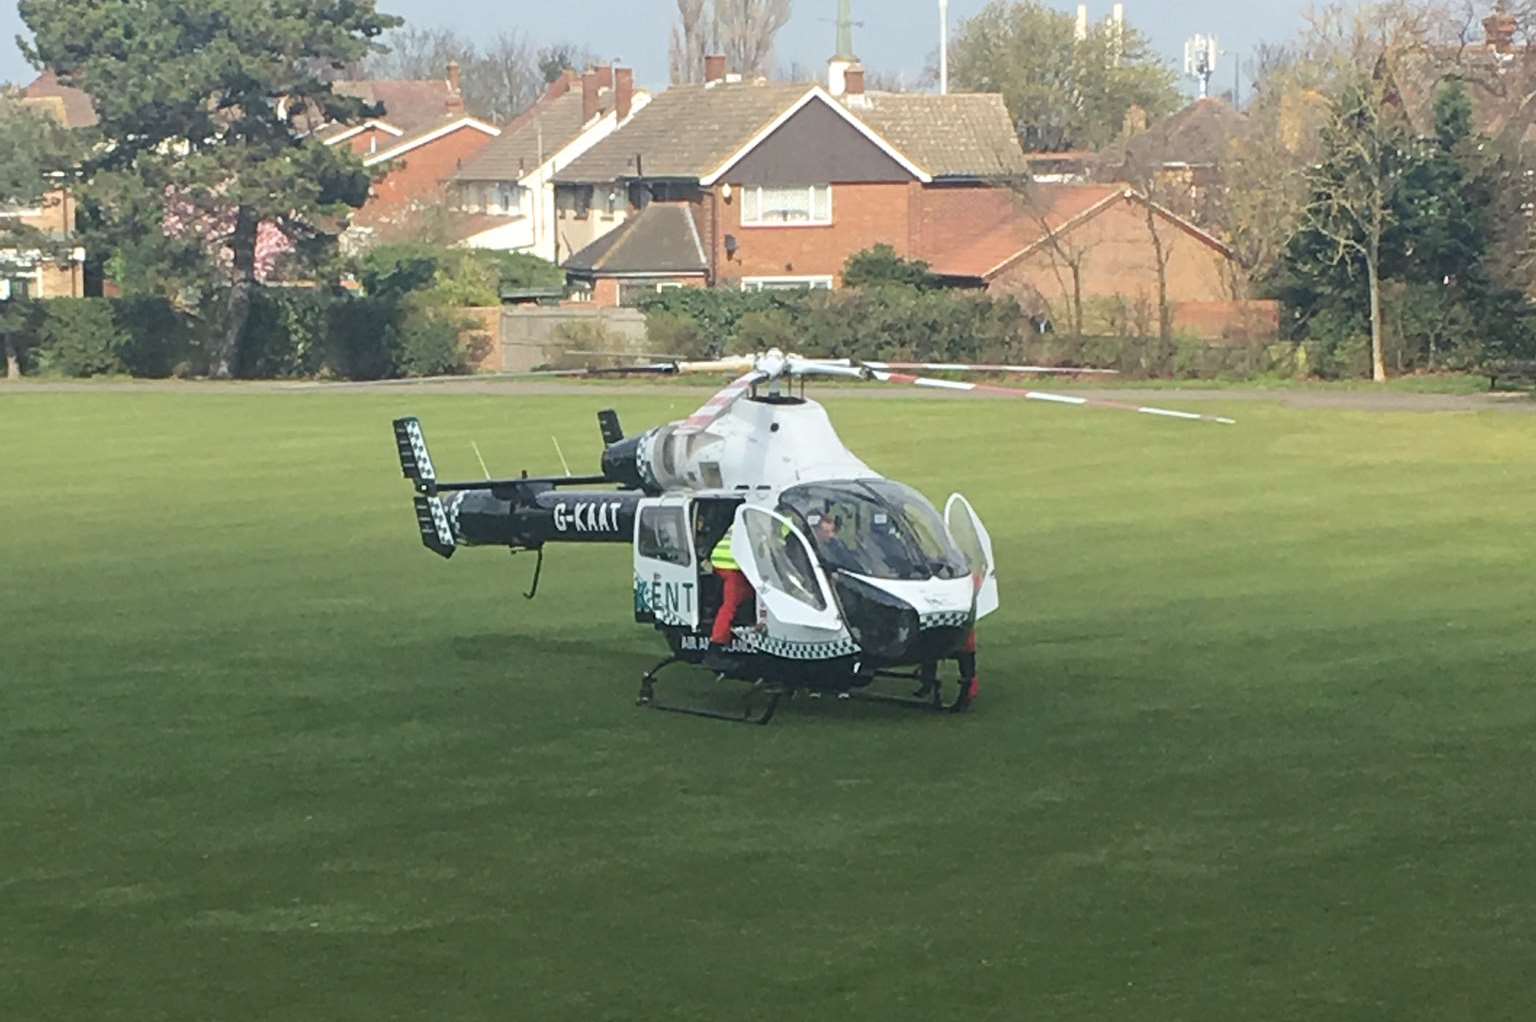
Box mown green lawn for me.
[3,389,1534,1021]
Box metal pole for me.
[939,0,949,95]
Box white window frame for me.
[740,275,835,293]
[492,182,523,216]
[739,184,832,228]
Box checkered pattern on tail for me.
[412,495,456,559]
[393,417,437,488]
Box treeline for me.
[2,245,562,380]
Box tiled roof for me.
[851,92,1028,178]
[22,70,98,128]
[920,184,1126,278]
[563,202,708,275]
[363,113,497,166]
[557,81,1027,185]
[332,79,460,133]
[1099,98,1245,172]
[556,81,812,182]
[455,88,621,182]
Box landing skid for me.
[636,656,783,726]
[855,664,977,713]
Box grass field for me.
[4,388,1535,1021]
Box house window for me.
[556,186,593,218]
[741,276,834,292]
[492,182,523,215]
[740,185,832,227]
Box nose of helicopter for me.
[832,574,975,662]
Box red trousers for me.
[711,569,753,645]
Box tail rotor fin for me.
[393,417,440,492]
[412,495,457,560]
[598,409,624,446]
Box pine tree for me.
[20,0,401,377]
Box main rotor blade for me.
[676,370,770,435]
[670,357,758,375]
[867,370,1237,425]
[788,360,867,380]
[283,362,681,390]
[861,361,1119,376]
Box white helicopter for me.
[392,349,1233,724]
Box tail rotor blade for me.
[867,370,1236,425]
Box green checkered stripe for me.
[741,629,860,661]
[920,611,972,630]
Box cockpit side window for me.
[740,510,826,611]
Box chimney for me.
[705,53,728,84]
[1485,11,1518,55]
[581,69,600,123]
[843,63,867,105]
[446,60,465,113]
[593,65,614,91]
[615,67,634,121]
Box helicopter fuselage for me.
[392,394,998,698]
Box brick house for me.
[3,78,93,299]
[310,65,502,242]
[448,66,651,261]
[922,184,1276,339]
[1095,97,1246,226]
[552,60,1029,304]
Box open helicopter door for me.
[730,506,844,634]
[633,496,700,628]
[944,495,1000,620]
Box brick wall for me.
[710,181,915,285]
[360,126,497,224]
[987,197,1249,338]
[589,275,706,308]
[9,188,84,299]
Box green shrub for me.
[642,309,711,359]
[325,296,397,380]
[237,288,335,379]
[359,243,562,307]
[388,300,467,378]
[842,244,942,290]
[34,298,129,376]
[113,296,192,378]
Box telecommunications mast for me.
[1184,34,1219,99]
[940,0,950,94]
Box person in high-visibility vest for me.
[708,529,754,649]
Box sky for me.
[1,0,1318,98]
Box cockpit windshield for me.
[778,480,970,582]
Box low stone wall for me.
[494,306,650,372]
